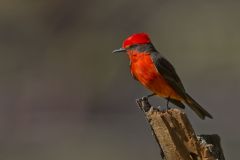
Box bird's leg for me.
[136,93,155,112]
[136,97,151,112]
[137,93,155,102]
[166,96,170,110]
[147,93,156,98]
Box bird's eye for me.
[128,44,138,49]
[124,45,130,49]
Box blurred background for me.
[0,0,239,159]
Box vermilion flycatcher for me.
[113,33,212,119]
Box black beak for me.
[112,48,126,53]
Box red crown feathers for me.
[122,33,151,48]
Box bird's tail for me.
[184,93,213,119]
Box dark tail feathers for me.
[184,93,213,119]
[168,98,185,109]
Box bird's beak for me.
[112,48,126,53]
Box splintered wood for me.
[136,98,225,160]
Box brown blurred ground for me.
[0,0,239,159]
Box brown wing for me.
[150,52,187,99]
[150,51,213,119]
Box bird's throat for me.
[127,50,149,63]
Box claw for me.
[147,93,156,98]
[142,96,148,101]
[136,96,151,112]
[166,96,170,110]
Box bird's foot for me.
[157,97,171,112]
[147,93,156,98]
[166,96,170,109]
[157,105,171,112]
[136,96,151,112]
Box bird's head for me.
[112,33,152,54]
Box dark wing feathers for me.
[150,52,186,98]
[167,98,185,109]
[150,52,213,119]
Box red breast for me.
[129,50,181,100]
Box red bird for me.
[113,33,212,119]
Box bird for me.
[113,33,212,119]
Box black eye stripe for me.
[127,43,156,53]
[127,44,138,49]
